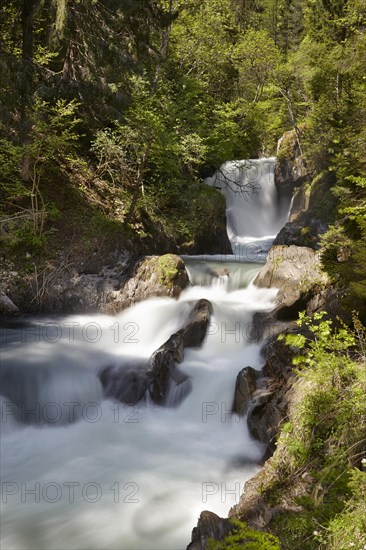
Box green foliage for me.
[208,518,280,550]
[272,311,366,549]
[325,467,366,549]
[321,174,366,320]
[0,98,81,247]
[0,138,27,204]
[232,28,281,102]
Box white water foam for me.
[0,282,277,550]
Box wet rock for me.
[99,363,148,405]
[247,390,285,452]
[148,299,213,405]
[232,367,258,416]
[182,299,213,348]
[187,511,231,550]
[246,332,299,455]
[148,332,186,404]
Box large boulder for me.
[147,332,186,404]
[109,254,189,313]
[182,299,213,347]
[254,245,330,320]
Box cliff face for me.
[274,129,338,251]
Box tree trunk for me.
[20,0,39,180]
[280,88,304,157]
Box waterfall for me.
[0,157,284,550]
[206,158,288,260]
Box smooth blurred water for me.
[206,158,289,258]
[0,280,278,550]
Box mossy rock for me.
[109,254,189,313]
[155,254,185,287]
[138,254,187,289]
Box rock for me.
[232,367,258,416]
[5,253,189,315]
[246,330,301,455]
[247,390,284,450]
[254,245,330,320]
[148,332,186,404]
[274,218,328,250]
[229,467,277,530]
[109,254,189,313]
[99,363,148,405]
[288,186,309,222]
[182,299,213,348]
[187,511,231,550]
[148,299,213,405]
[251,310,297,342]
[261,336,296,381]
[0,291,19,315]
[274,157,336,251]
[275,129,308,201]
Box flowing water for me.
[0,158,287,550]
[206,158,289,259]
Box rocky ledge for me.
[1,253,189,315]
[253,245,330,320]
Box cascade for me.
[0,158,287,550]
[206,158,289,260]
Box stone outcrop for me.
[147,299,213,404]
[275,129,308,201]
[110,254,189,313]
[3,253,189,315]
[187,511,232,550]
[254,245,330,320]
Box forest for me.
[1,0,365,310]
[0,1,366,549]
